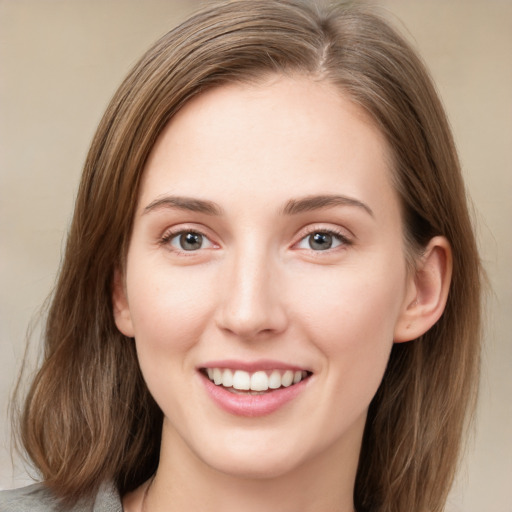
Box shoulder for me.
[0,482,122,512]
[0,484,59,512]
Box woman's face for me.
[114,76,416,479]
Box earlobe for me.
[112,269,135,338]
[394,236,452,343]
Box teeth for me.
[232,370,250,390]
[250,371,268,391]
[205,368,309,391]
[268,370,281,389]
[222,369,233,387]
[281,370,293,387]
[213,368,222,385]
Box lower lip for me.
[201,373,309,417]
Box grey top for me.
[0,482,122,512]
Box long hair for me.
[16,1,481,510]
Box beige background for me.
[1,0,511,510]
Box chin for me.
[177,424,307,480]
[204,449,305,480]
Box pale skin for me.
[115,75,452,512]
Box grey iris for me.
[309,232,333,250]
[180,232,203,250]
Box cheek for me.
[291,259,406,377]
[126,263,219,415]
[125,261,217,353]
[297,267,403,337]
[295,268,406,434]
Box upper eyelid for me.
[160,229,218,256]
[158,223,354,247]
[159,225,219,247]
[161,223,214,237]
[289,227,353,255]
[296,230,350,247]
[294,223,354,241]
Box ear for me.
[112,268,135,338]
[394,236,452,343]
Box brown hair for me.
[16,1,481,510]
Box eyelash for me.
[159,228,215,253]
[159,226,352,254]
[294,227,352,251]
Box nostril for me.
[215,303,289,339]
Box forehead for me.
[139,75,398,221]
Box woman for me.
[1,1,481,511]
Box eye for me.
[165,231,215,251]
[296,230,348,251]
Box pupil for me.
[309,232,332,250]
[180,232,202,250]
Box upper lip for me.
[198,359,311,373]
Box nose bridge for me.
[216,238,287,338]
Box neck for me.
[141,416,363,512]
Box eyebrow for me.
[282,194,374,217]
[142,193,373,218]
[143,196,224,216]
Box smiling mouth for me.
[201,368,311,394]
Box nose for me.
[215,246,288,339]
